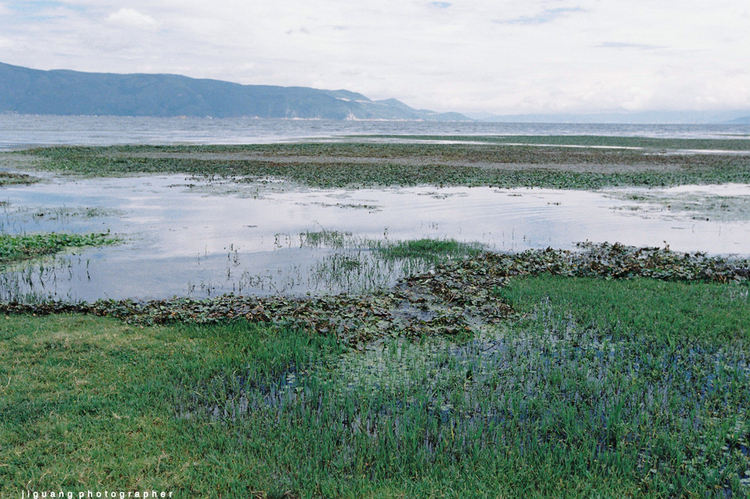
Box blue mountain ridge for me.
[0,62,469,121]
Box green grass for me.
[498,274,750,344]
[375,238,484,261]
[2,275,749,498]
[0,231,120,266]
[19,142,750,189]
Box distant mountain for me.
[467,110,750,125]
[0,62,469,121]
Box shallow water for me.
[1,174,749,301]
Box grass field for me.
[1,274,749,498]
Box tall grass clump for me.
[0,231,119,266]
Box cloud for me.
[596,42,663,50]
[107,8,158,30]
[495,7,585,25]
[3,0,749,114]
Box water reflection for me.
[1,174,749,301]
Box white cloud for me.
[1,0,749,114]
[107,8,159,30]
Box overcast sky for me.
[1,0,749,115]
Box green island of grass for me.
[0,231,120,267]
[11,138,750,189]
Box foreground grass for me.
[18,141,750,189]
[0,231,119,266]
[2,275,749,497]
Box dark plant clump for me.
[0,171,38,186]
[2,243,747,345]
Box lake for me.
[2,115,749,150]
[1,171,748,301]
[1,115,749,301]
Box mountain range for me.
[0,62,468,121]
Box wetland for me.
[2,135,750,498]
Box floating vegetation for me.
[0,206,125,230]
[0,231,120,267]
[27,206,124,220]
[2,243,748,346]
[309,201,382,210]
[19,142,750,189]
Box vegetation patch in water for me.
[0,171,39,186]
[18,142,750,189]
[352,134,750,151]
[2,242,747,345]
[375,238,484,261]
[0,231,120,266]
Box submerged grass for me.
[0,231,119,266]
[293,232,487,295]
[2,274,749,497]
[18,142,750,189]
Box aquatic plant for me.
[0,231,120,266]
[2,243,747,346]
[21,142,750,189]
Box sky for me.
[1,0,749,115]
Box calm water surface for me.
[1,116,748,301]
[1,173,747,301]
